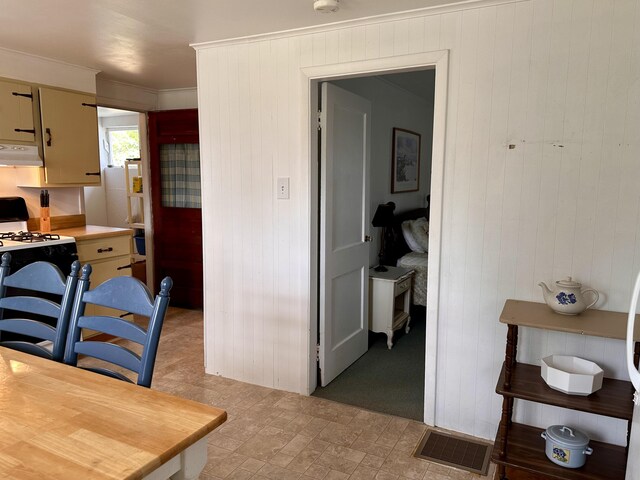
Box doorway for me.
[148,109,203,308]
[305,50,449,426]
[85,106,151,286]
[313,70,435,421]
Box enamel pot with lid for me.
[541,425,593,468]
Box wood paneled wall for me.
[195,0,640,444]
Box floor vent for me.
[414,429,492,476]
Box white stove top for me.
[0,221,76,253]
[0,236,76,253]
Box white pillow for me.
[410,217,429,252]
[401,220,425,253]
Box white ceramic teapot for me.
[538,277,599,315]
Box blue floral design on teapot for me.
[556,292,577,305]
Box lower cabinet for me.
[76,234,132,334]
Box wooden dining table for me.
[0,347,227,479]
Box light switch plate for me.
[277,177,290,199]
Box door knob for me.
[364,235,372,242]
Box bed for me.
[381,206,429,306]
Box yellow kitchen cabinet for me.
[75,233,133,325]
[16,87,100,186]
[0,79,36,143]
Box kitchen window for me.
[107,127,140,167]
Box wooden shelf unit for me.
[492,299,640,480]
[496,363,634,420]
[124,160,145,229]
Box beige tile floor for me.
[87,307,497,480]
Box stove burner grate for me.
[0,231,61,243]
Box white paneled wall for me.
[195,0,640,443]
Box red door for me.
[148,109,202,308]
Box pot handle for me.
[583,447,593,456]
[560,426,575,437]
[582,288,599,309]
[541,432,547,440]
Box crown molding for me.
[192,0,522,50]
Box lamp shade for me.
[372,202,395,227]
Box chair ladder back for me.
[0,256,10,320]
[138,279,172,387]
[52,267,80,360]
[0,341,54,359]
[3,261,67,296]
[0,253,80,362]
[0,319,56,341]
[64,265,92,366]
[73,341,142,373]
[78,315,148,344]
[0,296,61,319]
[65,264,173,388]
[83,277,155,317]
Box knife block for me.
[40,207,51,233]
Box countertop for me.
[54,225,134,241]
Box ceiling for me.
[0,0,454,90]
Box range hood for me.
[0,144,42,166]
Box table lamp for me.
[371,202,395,272]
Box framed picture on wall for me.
[391,127,421,193]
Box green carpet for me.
[313,306,425,421]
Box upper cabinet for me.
[1,71,101,186]
[0,79,36,143]
[38,87,100,185]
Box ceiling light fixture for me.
[314,0,340,13]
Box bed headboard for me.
[381,203,429,266]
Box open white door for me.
[319,82,371,387]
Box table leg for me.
[169,436,208,480]
[386,329,393,349]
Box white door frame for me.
[303,50,449,426]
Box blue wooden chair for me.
[0,252,80,361]
[64,263,173,387]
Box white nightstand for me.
[368,266,414,349]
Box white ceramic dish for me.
[541,355,604,396]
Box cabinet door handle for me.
[85,172,101,176]
[14,128,36,134]
[45,128,52,146]
[117,264,132,271]
[12,92,33,99]
[97,247,113,253]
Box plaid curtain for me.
[160,144,201,208]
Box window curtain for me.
[160,144,201,208]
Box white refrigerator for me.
[626,272,640,480]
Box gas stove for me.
[0,228,76,253]
[0,200,78,273]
